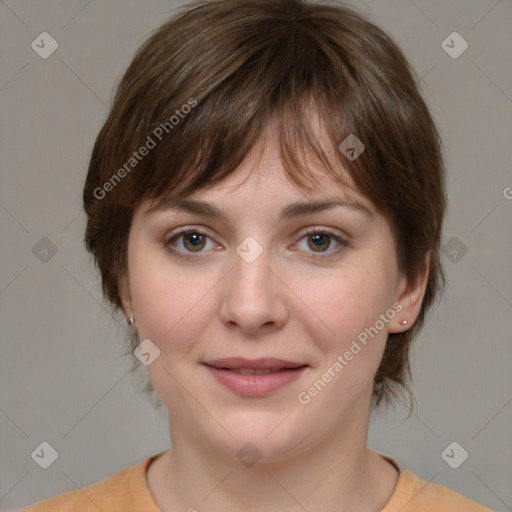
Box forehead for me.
[145,122,376,218]
[195,152,365,208]
[143,144,376,224]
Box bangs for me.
[118,11,382,214]
[147,99,359,213]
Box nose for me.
[219,246,290,335]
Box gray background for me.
[1,0,511,510]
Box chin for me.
[210,412,311,463]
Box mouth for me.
[203,357,307,372]
[202,358,309,397]
[218,367,303,375]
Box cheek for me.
[130,264,212,348]
[296,262,396,351]
[126,233,229,370]
[295,265,398,408]
[292,269,395,410]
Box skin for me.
[120,129,429,512]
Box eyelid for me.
[164,225,215,242]
[295,225,349,241]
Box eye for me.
[294,227,349,259]
[164,227,219,257]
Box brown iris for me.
[308,233,331,252]
[182,232,206,252]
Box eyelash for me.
[164,226,350,261]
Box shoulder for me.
[384,468,494,512]
[18,455,160,512]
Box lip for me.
[203,358,308,397]
[203,357,305,370]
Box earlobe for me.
[389,254,430,333]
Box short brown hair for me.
[83,0,447,410]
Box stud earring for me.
[127,316,136,327]
[400,320,407,326]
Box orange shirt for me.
[19,452,493,511]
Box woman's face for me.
[122,137,425,463]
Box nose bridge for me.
[220,238,288,333]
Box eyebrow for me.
[149,196,373,221]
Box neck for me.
[147,399,398,512]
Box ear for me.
[388,253,430,333]
[118,272,133,319]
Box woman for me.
[21,0,493,510]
